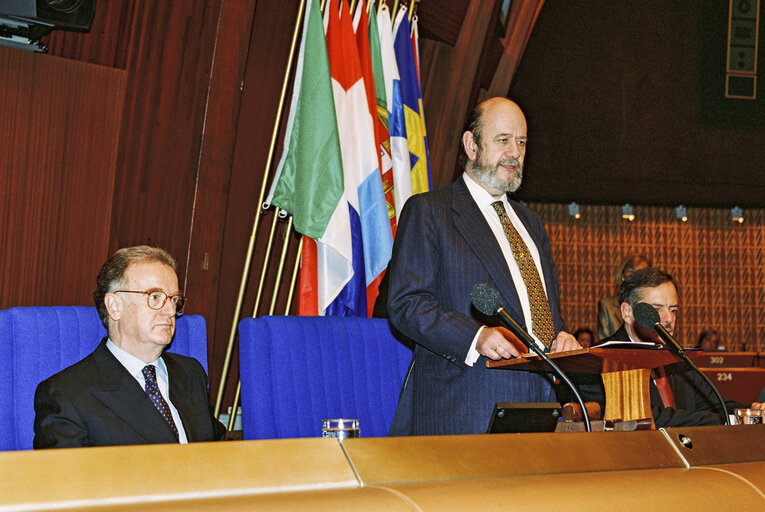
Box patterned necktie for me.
[142,365,179,441]
[491,201,555,348]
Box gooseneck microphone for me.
[633,302,731,426]
[470,283,591,432]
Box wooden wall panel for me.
[34,0,257,385]
[419,0,500,190]
[108,1,223,276]
[0,47,125,307]
[533,203,765,351]
[186,0,258,400]
[210,0,303,403]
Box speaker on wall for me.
[0,0,96,51]
[32,0,96,31]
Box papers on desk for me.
[593,340,663,350]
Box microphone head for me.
[470,283,502,316]
[633,302,660,330]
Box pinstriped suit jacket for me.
[387,176,565,435]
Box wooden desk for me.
[1,427,763,510]
[699,367,765,404]
[693,351,761,368]
[487,348,707,426]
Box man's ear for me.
[620,302,633,325]
[105,293,122,322]
[462,131,478,162]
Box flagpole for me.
[284,237,304,314]
[224,208,280,430]
[251,211,281,317]
[268,216,295,315]
[226,215,294,430]
[409,0,419,23]
[214,0,307,418]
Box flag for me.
[377,4,413,219]
[265,0,351,316]
[353,0,395,314]
[393,6,432,194]
[355,0,396,235]
[411,11,421,81]
[324,0,393,316]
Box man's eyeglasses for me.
[112,290,187,313]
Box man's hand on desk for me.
[477,326,526,360]
[551,331,581,353]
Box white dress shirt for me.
[463,172,549,365]
[106,339,189,443]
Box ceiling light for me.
[621,204,635,221]
[567,202,581,219]
[731,206,744,224]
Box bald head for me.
[461,97,528,196]
[479,97,525,118]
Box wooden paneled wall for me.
[534,203,765,351]
[0,46,125,307]
[41,0,259,405]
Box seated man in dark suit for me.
[592,267,763,427]
[34,246,225,448]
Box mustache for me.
[499,158,520,168]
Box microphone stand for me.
[496,307,592,432]
[654,323,732,426]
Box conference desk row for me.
[1,425,763,511]
[689,351,764,404]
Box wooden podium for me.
[486,347,704,429]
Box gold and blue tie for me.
[142,365,179,441]
[491,201,555,348]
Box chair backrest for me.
[0,306,208,451]
[238,316,412,440]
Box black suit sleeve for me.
[200,368,226,441]
[171,356,227,442]
[650,369,746,427]
[211,404,227,441]
[33,378,90,448]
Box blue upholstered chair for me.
[0,306,208,451]
[238,316,412,440]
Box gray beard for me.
[471,158,523,193]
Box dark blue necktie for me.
[142,365,179,441]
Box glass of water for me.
[734,408,763,425]
[321,418,360,440]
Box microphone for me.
[633,302,731,425]
[470,283,591,432]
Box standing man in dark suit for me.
[594,267,764,427]
[387,97,579,436]
[34,246,225,448]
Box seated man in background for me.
[593,267,763,427]
[34,246,225,448]
[573,327,594,348]
[597,253,650,339]
[696,329,723,351]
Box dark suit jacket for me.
[34,338,226,448]
[586,325,746,427]
[387,176,564,435]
